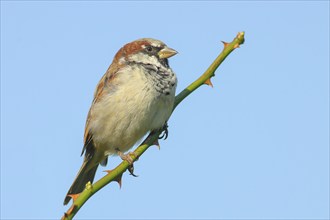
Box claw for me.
[128,164,138,177]
[158,123,169,140]
[114,173,123,188]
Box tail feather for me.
[63,159,98,205]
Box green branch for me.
[61,32,245,220]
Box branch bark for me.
[61,31,245,220]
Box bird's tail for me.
[63,159,98,205]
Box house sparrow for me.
[64,38,177,205]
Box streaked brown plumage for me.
[64,38,177,205]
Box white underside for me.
[88,65,176,157]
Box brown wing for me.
[80,53,123,158]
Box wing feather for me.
[81,58,123,157]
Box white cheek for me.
[128,53,161,68]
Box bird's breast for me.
[89,65,176,155]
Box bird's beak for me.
[158,47,178,59]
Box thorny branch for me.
[61,32,245,220]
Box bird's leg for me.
[116,149,138,177]
[158,122,169,140]
[116,149,134,164]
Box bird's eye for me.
[146,46,153,52]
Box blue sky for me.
[1,1,329,219]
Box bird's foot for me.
[116,150,135,164]
[158,122,169,140]
[116,149,138,177]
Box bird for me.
[63,38,178,205]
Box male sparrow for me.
[64,38,178,205]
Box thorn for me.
[153,139,160,150]
[222,41,229,48]
[105,170,125,187]
[67,206,73,215]
[204,78,213,87]
[67,204,78,215]
[234,43,240,49]
[61,212,68,220]
[67,193,80,202]
[113,173,123,188]
[104,169,113,174]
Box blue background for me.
[1,1,329,219]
